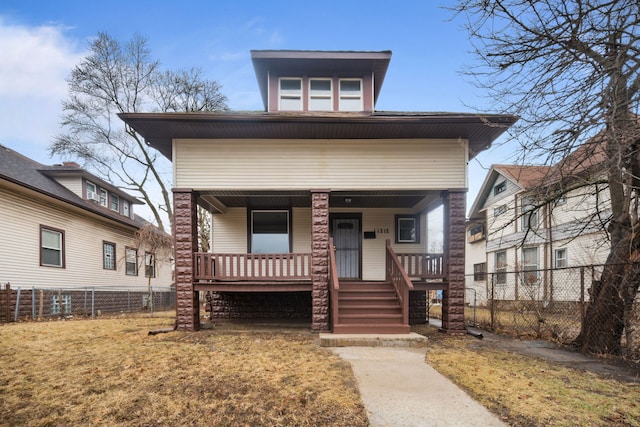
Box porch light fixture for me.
[344,197,352,204]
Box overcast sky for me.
[0,0,520,222]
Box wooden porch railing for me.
[328,238,339,329]
[385,239,414,326]
[194,252,312,281]
[396,252,447,280]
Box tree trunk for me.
[576,221,640,354]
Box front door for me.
[330,214,361,279]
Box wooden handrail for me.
[328,238,340,331]
[194,252,312,281]
[385,239,414,326]
[396,252,447,279]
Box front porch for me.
[173,189,466,334]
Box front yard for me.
[0,313,368,426]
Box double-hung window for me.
[123,200,130,218]
[522,247,539,285]
[339,79,362,111]
[126,247,138,275]
[86,181,97,201]
[99,189,108,207]
[473,263,486,281]
[103,241,116,270]
[309,78,332,111]
[495,251,507,285]
[555,248,568,268]
[279,78,302,111]
[145,252,156,278]
[250,210,290,253]
[41,226,64,267]
[110,194,120,212]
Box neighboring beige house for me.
[121,49,516,333]
[0,145,173,317]
[466,140,610,305]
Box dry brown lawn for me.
[0,313,368,426]
[414,324,640,427]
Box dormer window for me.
[279,78,302,111]
[309,78,332,111]
[86,181,97,201]
[99,189,108,207]
[110,194,120,212]
[339,79,363,111]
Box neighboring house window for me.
[493,181,506,196]
[99,189,108,207]
[103,241,116,270]
[110,194,120,212]
[51,294,71,315]
[126,247,138,276]
[123,200,130,217]
[494,205,507,217]
[145,252,156,278]
[86,181,97,201]
[555,195,567,206]
[468,224,485,243]
[521,197,538,229]
[522,247,539,285]
[339,79,362,111]
[279,78,302,111]
[555,248,568,268]
[251,210,290,253]
[40,226,64,268]
[309,78,332,111]
[395,215,420,243]
[495,251,507,285]
[473,263,486,281]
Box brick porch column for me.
[441,190,466,334]
[310,190,330,332]
[173,189,199,331]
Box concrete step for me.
[329,324,412,335]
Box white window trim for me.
[308,78,333,111]
[86,181,98,201]
[338,78,363,111]
[555,248,568,268]
[278,77,303,111]
[99,188,108,207]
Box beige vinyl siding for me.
[0,185,172,291]
[174,138,467,190]
[51,176,83,197]
[211,208,247,252]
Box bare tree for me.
[132,223,173,309]
[454,0,640,355]
[51,33,228,232]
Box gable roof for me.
[0,144,145,229]
[469,138,608,220]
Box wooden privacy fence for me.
[194,252,312,281]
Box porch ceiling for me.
[198,190,443,213]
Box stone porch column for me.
[173,189,200,331]
[310,190,330,332]
[441,190,466,334]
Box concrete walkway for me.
[330,346,507,427]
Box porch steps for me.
[333,281,410,334]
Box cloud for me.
[0,18,85,158]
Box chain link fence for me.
[432,264,640,358]
[0,282,175,322]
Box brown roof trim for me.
[118,111,518,161]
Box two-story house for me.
[466,139,610,306]
[0,145,173,318]
[120,49,516,333]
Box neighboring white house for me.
[466,140,610,305]
[0,145,173,318]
